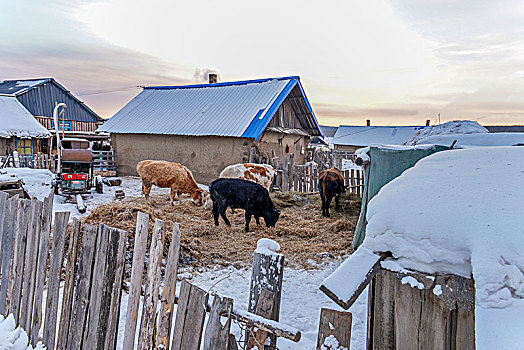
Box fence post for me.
[247,239,285,348]
[43,211,70,350]
[202,295,234,350]
[137,219,166,350]
[156,223,182,349]
[123,212,150,350]
[0,195,18,316]
[316,308,352,350]
[282,157,289,191]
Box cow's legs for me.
[335,193,341,212]
[213,201,220,226]
[219,205,231,226]
[254,215,260,225]
[245,212,252,232]
[324,194,333,218]
[142,179,152,201]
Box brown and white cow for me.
[219,163,275,191]
[136,160,204,206]
[203,163,276,210]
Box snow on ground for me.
[361,146,524,348]
[0,314,45,349]
[418,132,524,147]
[405,120,488,145]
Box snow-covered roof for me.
[0,78,50,96]
[0,96,51,138]
[405,120,488,145]
[419,132,524,147]
[98,76,322,140]
[332,126,426,147]
[326,146,524,348]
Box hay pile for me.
[83,192,361,268]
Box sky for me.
[1,0,524,126]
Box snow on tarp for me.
[418,132,524,147]
[405,120,487,146]
[0,314,46,349]
[360,146,524,349]
[0,96,50,138]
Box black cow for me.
[319,167,345,218]
[209,178,281,232]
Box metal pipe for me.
[53,103,66,173]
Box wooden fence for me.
[0,195,311,350]
[273,150,365,197]
[1,154,56,172]
[92,150,117,173]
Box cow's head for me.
[191,188,204,206]
[202,190,213,209]
[265,208,281,228]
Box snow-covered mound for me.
[362,146,524,348]
[0,168,53,200]
[0,314,46,349]
[405,120,488,145]
[418,132,524,147]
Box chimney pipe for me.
[426,119,431,126]
[208,73,217,84]
[366,119,371,126]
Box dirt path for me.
[84,191,361,268]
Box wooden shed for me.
[98,76,322,183]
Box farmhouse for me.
[98,76,322,183]
[0,96,51,155]
[0,78,103,141]
[332,125,427,152]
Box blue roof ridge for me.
[145,76,300,90]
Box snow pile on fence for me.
[405,120,487,145]
[0,314,45,349]
[361,146,524,348]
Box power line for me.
[76,86,142,96]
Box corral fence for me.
[271,148,365,197]
[0,193,355,350]
[0,150,116,174]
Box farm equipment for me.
[52,103,103,213]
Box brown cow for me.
[136,160,204,206]
[319,167,345,218]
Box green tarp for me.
[352,145,451,249]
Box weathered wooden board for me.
[171,281,208,350]
[55,218,81,350]
[228,334,238,350]
[316,308,352,350]
[104,228,128,350]
[30,193,53,346]
[156,223,181,349]
[42,210,70,349]
[122,211,149,350]
[248,251,284,347]
[0,191,9,278]
[246,288,274,350]
[0,195,18,315]
[202,295,234,350]
[21,199,43,333]
[10,198,31,324]
[137,219,165,350]
[65,223,98,349]
[82,224,110,350]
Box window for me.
[16,139,33,155]
[51,120,72,131]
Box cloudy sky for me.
[2,0,524,126]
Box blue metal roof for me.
[99,76,321,140]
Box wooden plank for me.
[203,294,234,350]
[247,250,285,347]
[56,218,82,350]
[42,211,70,350]
[316,308,352,350]
[0,191,9,277]
[171,281,208,350]
[246,289,274,350]
[82,224,110,350]
[228,334,238,350]
[21,199,43,333]
[0,195,18,316]
[137,219,166,350]
[156,223,181,350]
[30,193,53,346]
[10,198,31,324]
[104,228,128,350]
[122,211,150,350]
[65,223,98,349]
